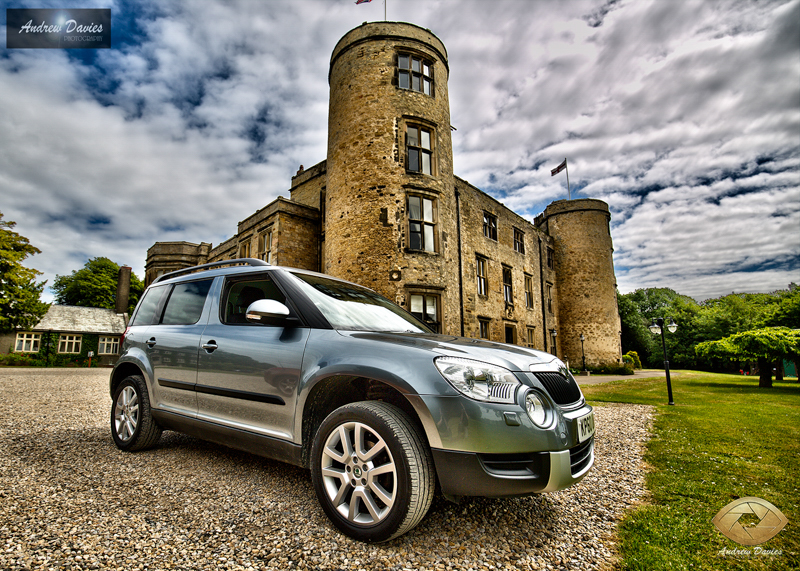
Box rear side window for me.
[161,279,214,325]
[129,285,170,326]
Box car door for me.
[196,273,309,441]
[146,278,215,417]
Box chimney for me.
[116,266,132,315]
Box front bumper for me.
[432,436,594,498]
[406,387,595,498]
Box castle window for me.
[410,293,440,333]
[99,336,119,355]
[547,247,555,269]
[479,318,490,340]
[547,283,554,314]
[58,334,82,354]
[258,231,273,263]
[524,274,534,308]
[476,256,488,296]
[398,54,433,96]
[526,327,537,348]
[514,228,525,253]
[407,195,437,252]
[406,125,433,175]
[15,332,40,353]
[239,241,251,258]
[502,266,514,305]
[505,325,516,345]
[483,212,497,240]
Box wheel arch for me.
[109,360,147,398]
[299,375,430,468]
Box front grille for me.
[569,438,593,476]
[533,371,582,405]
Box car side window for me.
[223,276,286,324]
[129,284,170,326]
[160,279,214,325]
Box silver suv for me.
[110,260,594,542]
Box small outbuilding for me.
[2,265,132,367]
[6,305,127,367]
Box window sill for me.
[398,87,434,98]
[405,171,437,180]
[405,248,440,256]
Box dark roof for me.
[32,306,126,335]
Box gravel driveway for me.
[0,368,653,571]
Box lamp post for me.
[649,317,677,405]
[580,334,586,372]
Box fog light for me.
[525,392,550,427]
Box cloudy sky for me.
[2,0,798,302]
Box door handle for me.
[146,337,156,348]
[202,340,218,353]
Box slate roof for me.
[32,306,127,335]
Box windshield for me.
[290,272,430,333]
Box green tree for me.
[761,284,800,328]
[51,257,144,314]
[618,291,655,363]
[696,292,778,340]
[0,212,50,332]
[695,327,800,388]
[622,288,701,369]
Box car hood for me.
[338,330,562,372]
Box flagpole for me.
[550,158,570,200]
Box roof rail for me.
[153,258,270,284]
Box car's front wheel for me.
[311,401,434,542]
[111,375,162,451]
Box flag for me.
[551,159,567,176]
[355,0,372,4]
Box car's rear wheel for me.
[311,401,434,542]
[111,375,162,451]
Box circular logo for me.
[712,497,788,546]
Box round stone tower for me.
[325,22,460,333]
[536,199,622,367]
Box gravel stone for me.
[0,368,654,570]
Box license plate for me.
[577,411,595,443]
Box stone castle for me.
[145,22,622,367]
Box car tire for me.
[111,375,162,451]
[311,401,435,542]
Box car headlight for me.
[525,391,553,427]
[434,357,520,404]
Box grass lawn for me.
[581,372,799,571]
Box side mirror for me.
[246,299,291,324]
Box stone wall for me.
[209,197,320,271]
[456,178,559,352]
[536,199,622,366]
[290,161,327,210]
[144,241,211,285]
[325,22,461,334]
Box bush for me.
[624,351,642,369]
[588,361,635,375]
[0,353,46,367]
